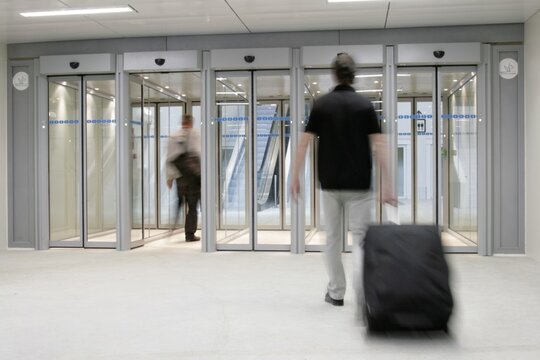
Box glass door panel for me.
[130,76,144,243]
[396,69,436,225]
[216,73,250,247]
[397,99,413,224]
[48,78,82,246]
[158,104,184,228]
[85,77,117,246]
[440,69,478,246]
[142,87,157,238]
[416,99,435,224]
[254,72,290,249]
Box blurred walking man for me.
[166,114,201,242]
[291,53,394,320]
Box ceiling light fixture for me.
[21,6,134,18]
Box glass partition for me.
[85,77,117,245]
[216,72,250,246]
[441,70,478,245]
[49,79,82,245]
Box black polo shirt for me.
[305,84,381,190]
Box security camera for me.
[433,51,445,59]
[69,62,80,69]
[244,55,255,63]
[155,58,166,66]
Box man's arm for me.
[369,133,396,205]
[290,132,315,200]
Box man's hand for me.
[167,179,173,189]
[290,175,300,201]
[381,182,398,207]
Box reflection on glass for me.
[86,79,117,244]
[49,80,81,243]
[447,75,478,243]
[216,73,250,245]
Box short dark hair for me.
[182,114,193,126]
[332,53,356,85]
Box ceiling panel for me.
[387,0,540,28]
[240,10,388,32]
[1,0,540,44]
[0,20,117,43]
[229,0,388,31]
[97,16,246,38]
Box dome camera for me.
[433,51,446,59]
[69,62,80,70]
[155,58,166,66]
[244,55,255,63]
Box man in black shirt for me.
[291,53,394,320]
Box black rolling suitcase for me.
[363,225,453,332]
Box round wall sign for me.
[499,58,519,80]
[12,71,29,91]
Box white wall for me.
[0,44,7,250]
[525,11,540,262]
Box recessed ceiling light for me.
[165,86,169,89]
[374,81,379,84]
[237,84,243,87]
[182,94,186,97]
[316,91,321,94]
[94,88,99,91]
[312,82,318,85]
[444,88,449,91]
[143,76,149,80]
[216,77,227,81]
[453,80,458,82]
[20,6,134,17]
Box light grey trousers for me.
[322,190,373,304]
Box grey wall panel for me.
[8,24,523,61]
[8,61,35,248]
[340,24,524,45]
[302,45,384,67]
[124,51,200,72]
[167,32,339,50]
[40,54,115,75]
[493,46,525,253]
[210,48,291,69]
[397,43,482,65]
[8,37,167,59]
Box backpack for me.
[172,139,200,180]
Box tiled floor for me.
[1,245,539,359]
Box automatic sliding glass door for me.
[215,70,291,250]
[396,67,478,249]
[48,75,117,248]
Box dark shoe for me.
[325,292,344,306]
[186,236,200,242]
